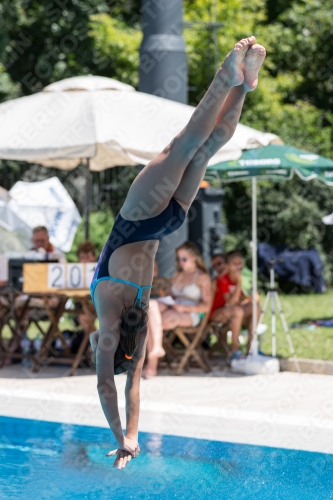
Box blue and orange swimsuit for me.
[90,198,186,309]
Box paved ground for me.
[0,364,332,455]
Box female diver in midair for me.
[90,36,266,469]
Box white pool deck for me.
[0,364,332,455]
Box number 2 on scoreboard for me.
[48,264,65,289]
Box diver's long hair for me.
[113,304,148,374]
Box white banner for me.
[9,177,81,252]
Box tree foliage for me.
[89,14,141,86]
[0,0,332,279]
[66,209,115,262]
[222,176,333,282]
[184,0,266,104]
[265,0,333,111]
[0,0,140,96]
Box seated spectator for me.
[142,261,162,376]
[31,226,66,263]
[142,241,212,378]
[77,240,96,263]
[14,226,66,315]
[211,250,226,277]
[4,228,69,362]
[209,250,260,359]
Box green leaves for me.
[89,14,141,85]
[66,209,115,262]
[264,0,333,110]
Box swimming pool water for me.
[0,416,332,500]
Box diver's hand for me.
[106,442,140,470]
[122,436,140,457]
[106,436,139,457]
[107,448,133,469]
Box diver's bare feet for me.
[242,44,266,91]
[220,36,255,87]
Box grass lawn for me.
[259,289,333,361]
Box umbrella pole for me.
[251,177,258,355]
[84,158,91,240]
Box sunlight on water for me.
[0,417,332,500]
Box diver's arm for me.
[95,330,140,455]
[96,339,125,448]
[124,330,148,442]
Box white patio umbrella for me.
[0,75,280,236]
[44,75,135,93]
[0,76,279,170]
[322,213,333,225]
[0,186,31,254]
[8,176,81,252]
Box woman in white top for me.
[143,241,212,378]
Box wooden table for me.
[0,289,31,365]
[0,289,96,376]
[32,289,97,375]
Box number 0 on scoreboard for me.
[67,264,84,289]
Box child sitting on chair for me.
[209,251,260,359]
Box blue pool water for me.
[0,416,332,500]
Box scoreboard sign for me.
[23,263,96,293]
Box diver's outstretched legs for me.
[173,44,266,207]
[121,37,257,220]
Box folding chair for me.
[163,310,212,375]
[0,291,31,366]
[162,279,218,375]
[32,291,95,374]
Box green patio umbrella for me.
[206,144,333,364]
[206,144,333,183]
